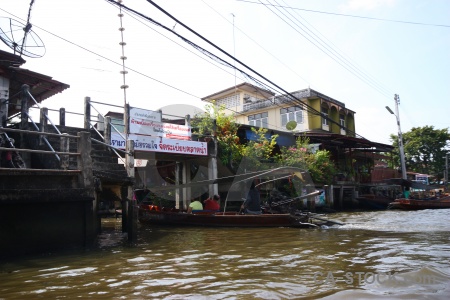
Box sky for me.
[0,0,449,145]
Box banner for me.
[129,119,191,140]
[111,133,207,156]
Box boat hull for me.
[138,209,306,227]
[388,197,450,210]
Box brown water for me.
[1,209,450,299]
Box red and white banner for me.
[111,133,207,156]
[129,119,191,140]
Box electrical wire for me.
[236,0,450,28]
[107,0,366,139]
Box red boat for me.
[388,197,450,210]
[388,188,450,210]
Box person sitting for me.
[204,194,220,211]
[241,182,262,215]
[187,198,203,214]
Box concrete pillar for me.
[125,139,137,242]
[60,133,70,170]
[77,131,93,189]
[175,161,181,209]
[183,160,191,209]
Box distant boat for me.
[388,190,450,210]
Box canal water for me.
[1,209,450,299]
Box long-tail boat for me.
[137,167,343,228]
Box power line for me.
[107,0,366,139]
[236,0,450,28]
[0,7,202,100]
[260,0,392,99]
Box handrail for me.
[0,147,80,156]
[26,90,62,135]
[89,100,123,109]
[26,112,60,162]
[89,102,126,141]
[87,99,127,163]
[0,127,79,138]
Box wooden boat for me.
[388,190,450,210]
[137,167,343,228]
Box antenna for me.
[0,0,45,58]
[0,17,45,58]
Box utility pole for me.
[386,94,407,180]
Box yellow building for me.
[201,83,356,136]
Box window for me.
[248,112,268,128]
[340,114,345,128]
[280,106,303,127]
[217,94,239,108]
[321,107,328,126]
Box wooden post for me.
[124,103,130,137]
[20,85,30,131]
[0,97,7,127]
[104,116,111,147]
[339,185,344,209]
[175,161,181,209]
[84,97,91,130]
[40,107,48,146]
[60,133,70,170]
[59,108,66,126]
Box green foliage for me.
[308,150,337,184]
[277,137,337,184]
[389,125,450,178]
[191,102,243,168]
[240,127,278,172]
[192,103,337,183]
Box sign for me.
[111,133,208,156]
[129,119,191,140]
[129,107,161,123]
[118,158,148,167]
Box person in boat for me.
[204,194,220,211]
[187,198,203,214]
[241,182,262,215]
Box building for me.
[202,83,395,191]
[201,82,356,136]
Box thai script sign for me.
[129,119,191,140]
[111,133,207,156]
[129,107,161,123]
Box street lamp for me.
[386,94,407,180]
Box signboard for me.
[129,119,191,140]
[111,133,207,156]
[129,107,161,123]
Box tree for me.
[192,103,337,183]
[191,102,243,169]
[277,137,337,184]
[389,126,450,179]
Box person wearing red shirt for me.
[204,194,220,211]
